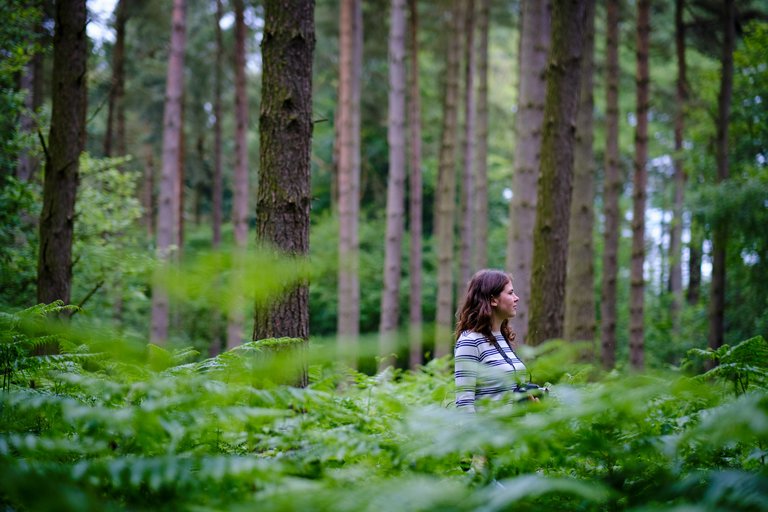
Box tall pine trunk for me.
[104,0,127,157]
[227,0,249,350]
[629,0,650,370]
[668,0,686,331]
[600,0,621,369]
[708,0,735,352]
[212,0,224,248]
[37,0,87,306]
[253,0,315,379]
[433,0,462,359]
[527,0,590,346]
[457,0,476,294]
[337,0,363,364]
[150,0,186,344]
[407,0,423,369]
[564,0,596,343]
[473,0,489,270]
[506,0,550,344]
[379,0,407,369]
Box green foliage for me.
[686,336,768,395]
[2,315,767,511]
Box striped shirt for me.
[454,330,528,412]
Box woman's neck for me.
[491,317,503,333]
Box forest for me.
[1,0,767,510]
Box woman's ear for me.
[490,297,498,307]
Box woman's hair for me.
[454,268,516,346]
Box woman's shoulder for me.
[456,330,487,345]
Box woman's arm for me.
[454,336,479,413]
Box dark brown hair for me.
[454,269,516,347]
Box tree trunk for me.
[629,0,650,370]
[527,0,590,346]
[407,0,423,370]
[473,0,489,271]
[668,0,686,331]
[457,0,476,296]
[212,0,224,248]
[564,0,596,344]
[708,0,735,353]
[37,0,87,306]
[150,0,186,344]
[600,0,621,370]
[17,9,44,183]
[142,139,155,238]
[337,0,363,365]
[379,0,407,369]
[253,0,315,380]
[433,0,462,359]
[227,0,250,350]
[506,0,550,345]
[177,96,186,253]
[687,223,702,304]
[104,0,127,158]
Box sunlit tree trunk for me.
[212,0,224,248]
[708,0,735,353]
[253,0,315,385]
[457,0,476,296]
[407,0,423,369]
[600,0,621,369]
[337,0,363,366]
[565,0,596,344]
[104,0,127,158]
[150,0,186,344]
[37,0,87,306]
[629,0,650,370]
[227,0,249,350]
[433,0,462,359]
[380,0,407,369]
[669,0,686,332]
[527,0,591,346]
[473,0,489,271]
[506,0,550,344]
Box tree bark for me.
[457,0,476,296]
[379,0,407,369]
[227,0,250,350]
[708,0,735,353]
[506,0,550,344]
[669,0,687,332]
[473,0,489,271]
[564,0,596,344]
[253,0,315,368]
[687,224,702,304]
[527,0,590,346]
[104,0,127,158]
[629,0,650,370]
[600,0,621,370]
[37,0,87,306]
[433,0,462,359]
[337,0,363,365]
[150,0,186,344]
[212,0,224,248]
[407,0,423,369]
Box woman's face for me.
[491,280,519,319]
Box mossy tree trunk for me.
[564,0,596,344]
[473,0,490,271]
[407,0,423,369]
[212,0,224,249]
[506,0,550,345]
[600,0,621,370]
[433,0,462,359]
[253,0,315,384]
[37,0,87,306]
[629,0,650,370]
[527,0,591,346]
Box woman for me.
[454,269,529,413]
